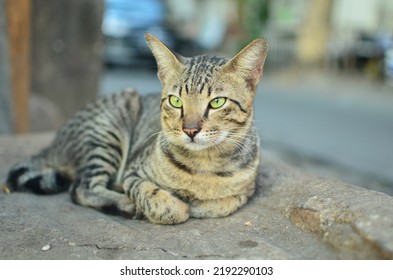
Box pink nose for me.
[183,127,200,139]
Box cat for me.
[3,33,268,224]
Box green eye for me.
[209,97,226,109]
[169,95,183,108]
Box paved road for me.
[255,75,393,194]
[100,67,393,195]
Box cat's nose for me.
[183,127,201,140]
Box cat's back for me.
[127,93,162,159]
[46,89,151,166]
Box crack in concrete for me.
[76,243,124,250]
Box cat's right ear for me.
[224,38,268,91]
[145,33,184,85]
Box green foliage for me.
[238,0,270,47]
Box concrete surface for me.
[1,133,392,259]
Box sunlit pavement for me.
[100,67,393,195]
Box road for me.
[100,67,393,195]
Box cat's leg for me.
[4,151,72,194]
[122,171,189,224]
[189,194,249,218]
[71,169,135,218]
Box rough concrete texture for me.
[1,133,392,259]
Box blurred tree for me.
[1,0,31,134]
[237,0,270,46]
[31,0,104,124]
[296,0,332,66]
[0,0,13,134]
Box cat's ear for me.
[225,38,268,90]
[145,33,184,85]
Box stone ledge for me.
[0,133,392,259]
[256,157,393,259]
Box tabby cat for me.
[4,33,268,224]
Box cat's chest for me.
[150,151,257,200]
[171,168,256,200]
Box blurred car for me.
[102,0,174,66]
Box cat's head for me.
[145,33,268,151]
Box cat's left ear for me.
[224,38,268,90]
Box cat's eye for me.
[209,97,226,109]
[169,95,183,108]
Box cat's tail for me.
[3,150,72,195]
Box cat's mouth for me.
[181,132,227,151]
[182,136,208,151]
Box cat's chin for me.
[183,141,211,151]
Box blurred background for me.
[0,0,392,195]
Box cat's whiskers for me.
[157,130,182,151]
[143,131,164,147]
[227,131,258,145]
[224,137,246,153]
[207,132,247,155]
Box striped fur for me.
[4,34,268,224]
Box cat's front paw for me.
[141,188,189,225]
